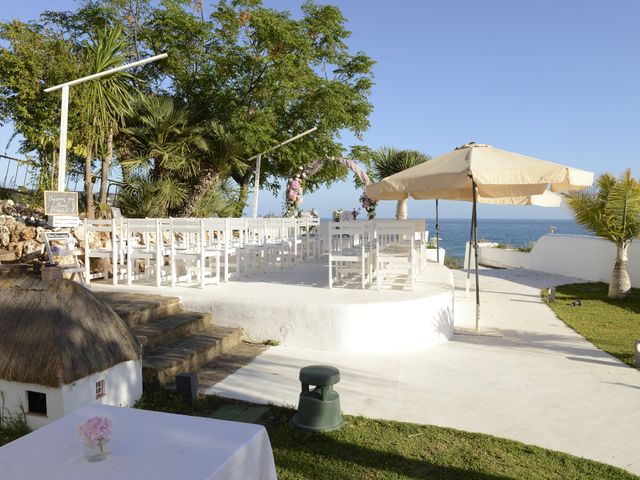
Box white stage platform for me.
[93,261,455,353]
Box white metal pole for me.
[252,153,262,218]
[57,85,69,192]
[43,53,168,93]
[44,52,168,192]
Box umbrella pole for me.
[435,199,440,263]
[465,202,474,297]
[472,181,480,330]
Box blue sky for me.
[2,0,639,219]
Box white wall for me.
[62,360,143,416]
[467,235,640,287]
[0,380,63,430]
[0,360,142,431]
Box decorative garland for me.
[285,157,377,218]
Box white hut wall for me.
[0,379,63,430]
[61,360,143,415]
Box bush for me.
[0,400,31,446]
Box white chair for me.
[170,218,221,288]
[374,219,417,290]
[204,218,239,282]
[328,220,374,289]
[84,218,119,285]
[126,218,167,287]
[43,231,85,284]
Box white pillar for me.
[57,85,69,192]
[251,153,262,218]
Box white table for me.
[0,404,277,480]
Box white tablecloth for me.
[0,404,277,480]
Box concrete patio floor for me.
[206,267,640,475]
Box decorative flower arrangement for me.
[79,416,112,462]
[332,209,343,222]
[285,168,306,215]
[359,191,377,220]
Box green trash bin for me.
[290,365,343,432]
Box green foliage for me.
[444,256,463,270]
[1,0,375,216]
[370,147,431,181]
[567,170,640,247]
[0,395,31,446]
[544,283,640,368]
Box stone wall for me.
[0,199,47,263]
[0,199,107,266]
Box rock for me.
[20,227,36,241]
[36,226,45,243]
[5,199,14,206]
[21,239,44,262]
[0,226,10,248]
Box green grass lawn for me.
[132,386,637,480]
[544,282,640,367]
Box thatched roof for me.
[0,276,140,387]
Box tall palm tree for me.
[82,26,136,218]
[567,169,640,299]
[371,147,431,219]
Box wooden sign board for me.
[44,191,79,216]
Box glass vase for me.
[84,439,109,462]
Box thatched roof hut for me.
[0,277,140,387]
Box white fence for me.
[465,234,640,287]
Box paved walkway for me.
[207,268,640,475]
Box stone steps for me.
[131,311,211,352]
[143,326,243,385]
[94,292,182,327]
[96,291,243,386]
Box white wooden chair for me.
[204,218,239,282]
[328,220,374,289]
[43,231,85,284]
[84,218,119,285]
[125,218,167,287]
[170,218,221,288]
[374,219,417,291]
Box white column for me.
[57,85,69,192]
[251,153,262,218]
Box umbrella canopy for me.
[366,143,593,202]
[366,142,593,331]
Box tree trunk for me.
[177,170,219,217]
[235,180,251,217]
[84,144,95,219]
[231,170,254,217]
[99,129,113,205]
[395,198,408,220]
[609,242,632,299]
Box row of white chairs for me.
[328,220,427,291]
[83,217,321,288]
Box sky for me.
[2,0,639,220]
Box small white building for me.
[0,276,143,430]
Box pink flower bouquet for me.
[79,416,112,461]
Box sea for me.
[432,218,589,260]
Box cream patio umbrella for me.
[366,142,593,330]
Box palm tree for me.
[567,169,640,299]
[82,26,136,218]
[118,95,208,216]
[371,147,431,219]
[177,120,247,217]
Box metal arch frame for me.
[44,53,168,192]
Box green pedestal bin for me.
[291,365,343,432]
